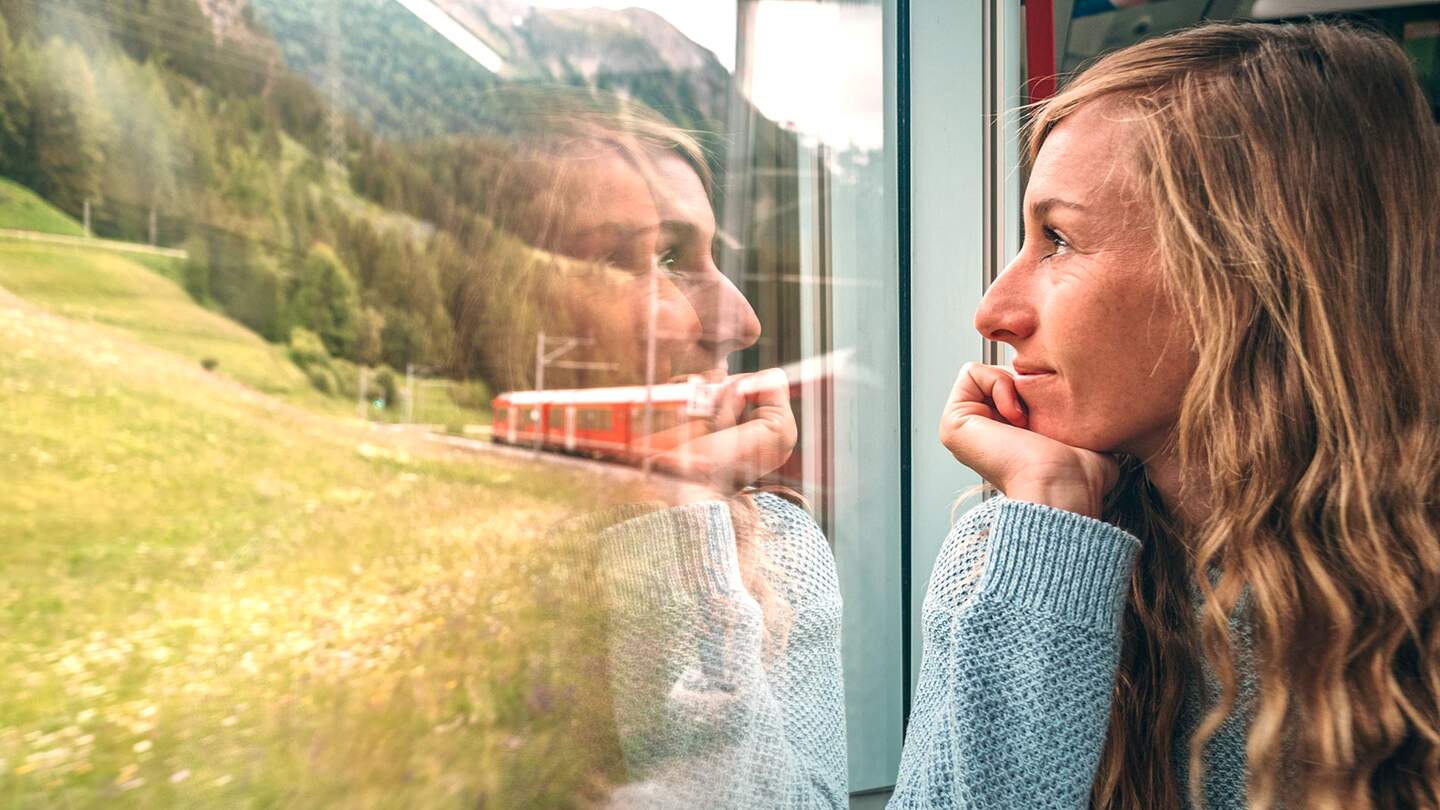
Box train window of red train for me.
[575,409,603,432]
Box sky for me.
[403,0,884,150]
[527,1,885,150]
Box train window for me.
[648,407,681,433]
[576,408,612,432]
[3,0,914,806]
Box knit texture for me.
[888,496,1142,809]
[1175,581,1257,810]
[594,493,1254,809]
[597,492,847,809]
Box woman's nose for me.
[973,257,1039,344]
[697,270,761,357]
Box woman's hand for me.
[649,368,797,497]
[939,363,1119,518]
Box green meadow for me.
[0,179,87,238]
[0,233,626,805]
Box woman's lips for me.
[1011,367,1055,384]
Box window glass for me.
[1,0,898,805]
[577,408,612,432]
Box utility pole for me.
[532,331,618,452]
[640,270,658,475]
[148,207,158,246]
[404,363,415,424]
[357,367,371,420]
[533,332,549,452]
[82,199,91,238]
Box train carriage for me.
[492,382,711,464]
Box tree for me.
[379,308,424,371]
[0,0,34,44]
[291,242,360,358]
[97,56,179,242]
[0,15,28,178]
[204,229,289,342]
[24,38,111,216]
[353,306,385,366]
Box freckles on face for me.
[979,101,1195,458]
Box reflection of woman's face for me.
[973,101,1195,459]
[548,145,760,386]
[649,151,762,378]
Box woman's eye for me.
[657,249,682,274]
[1041,226,1071,258]
[596,253,642,276]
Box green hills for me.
[0,177,85,237]
[0,236,621,806]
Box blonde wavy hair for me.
[1026,21,1440,810]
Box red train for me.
[490,376,783,463]
[490,354,849,488]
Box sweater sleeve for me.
[889,496,1141,810]
[596,493,847,809]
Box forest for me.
[0,0,733,395]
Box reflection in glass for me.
[0,0,892,805]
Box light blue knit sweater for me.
[595,493,1249,809]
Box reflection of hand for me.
[650,368,797,496]
[939,363,1118,518]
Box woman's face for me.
[548,145,759,386]
[973,100,1195,459]
[648,151,762,379]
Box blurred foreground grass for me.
[0,280,626,806]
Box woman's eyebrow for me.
[1029,197,1087,220]
[660,219,700,240]
[572,221,659,241]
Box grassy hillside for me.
[0,241,327,407]
[0,283,624,805]
[0,178,86,237]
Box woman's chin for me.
[1026,416,1116,454]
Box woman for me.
[909,20,1440,810]
[455,92,845,806]
[451,93,757,394]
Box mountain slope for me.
[246,0,501,138]
[242,0,733,138]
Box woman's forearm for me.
[597,497,847,808]
[890,497,1140,809]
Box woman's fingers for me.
[939,362,1122,518]
[650,369,796,491]
[940,362,1059,488]
[990,372,1028,428]
[942,362,1026,424]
